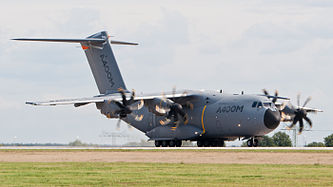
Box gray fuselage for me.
[102,90,281,141]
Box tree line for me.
[242,132,333,147]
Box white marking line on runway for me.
[0,146,333,150]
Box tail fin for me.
[13,31,137,94]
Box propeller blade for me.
[272,90,278,103]
[298,118,304,134]
[183,113,189,125]
[263,89,269,96]
[172,86,176,101]
[160,118,171,125]
[131,89,135,99]
[176,105,186,118]
[116,119,121,130]
[130,113,143,121]
[127,89,135,105]
[114,101,125,109]
[280,112,289,121]
[129,99,144,110]
[297,93,300,108]
[118,88,127,105]
[303,116,312,128]
[279,101,287,111]
[186,101,194,110]
[155,105,170,114]
[302,96,312,107]
[288,117,298,129]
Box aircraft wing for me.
[26,91,193,107]
[26,96,108,106]
[274,102,323,113]
[298,106,323,113]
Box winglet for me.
[25,101,37,106]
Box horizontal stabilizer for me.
[12,38,138,45]
[12,38,105,43]
[110,40,138,45]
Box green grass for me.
[0,148,333,153]
[0,162,332,186]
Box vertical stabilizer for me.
[82,31,126,94]
[13,31,138,94]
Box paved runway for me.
[0,147,333,164]
[0,146,333,150]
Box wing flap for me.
[12,38,106,43]
[25,97,106,106]
[26,90,194,106]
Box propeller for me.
[262,89,288,111]
[157,87,190,127]
[262,89,279,104]
[159,103,188,125]
[112,88,144,130]
[287,94,313,134]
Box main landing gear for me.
[196,140,225,147]
[246,138,258,147]
[155,140,182,147]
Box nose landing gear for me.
[247,138,258,147]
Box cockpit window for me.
[252,101,258,108]
[263,102,271,107]
[257,102,263,108]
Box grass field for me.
[0,162,332,186]
[1,148,333,153]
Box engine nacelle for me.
[146,98,174,116]
[96,101,120,118]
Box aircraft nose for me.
[264,109,280,129]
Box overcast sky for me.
[0,0,332,146]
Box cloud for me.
[0,1,332,145]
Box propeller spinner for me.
[156,87,190,127]
[287,94,313,134]
[112,88,144,130]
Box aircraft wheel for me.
[247,139,253,147]
[155,140,161,147]
[175,140,182,147]
[210,141,217,147]
[204,141,210,147]
[253,139,258,147]
[169,140,176,147]
[161,140,169,147]
[197,141,203,147]
[217,141,225,147]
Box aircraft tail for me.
[13,31,137,94]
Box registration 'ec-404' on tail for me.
[13,31,322,147]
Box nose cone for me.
[264,109,280,129]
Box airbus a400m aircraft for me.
[14,31,322,147]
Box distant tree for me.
[123,139,154,147]
[69,139,87,146]
[241,136,275,147]
[241,141,248,147]
[272,132,292,147]
[307,142,325,147]
[324,134,333,147]
[258,136,275,147]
